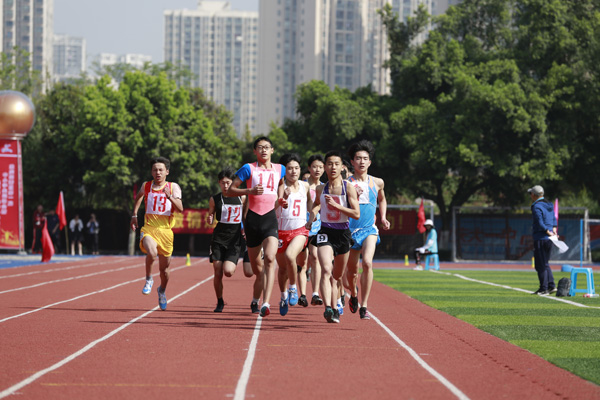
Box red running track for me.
[1,256,599,399]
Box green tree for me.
[0,47,43,95]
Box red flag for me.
[56,191,67,230]
[41,223,55,262]
[417,198,426,233]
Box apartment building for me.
[53,34,85,82]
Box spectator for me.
[413,219,437,270]
[69,214,84,256]
[31,204,45,254]
[46,209,61,253]
[86,213,100,255]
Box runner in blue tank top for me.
[345,140,390,320]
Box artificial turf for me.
[374,269,600,385]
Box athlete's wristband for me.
[132,215,137,218]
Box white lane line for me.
[0,258,131,279]
[0,275,214,399]
[233,316,263,400]
[434,270,600,309]
[0,263,202,324]
[370,312,471,400]
[0,265,139,295]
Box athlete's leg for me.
[157,254,171,290]
[223,260,236,278]
[247,246,264,300]
[296,247,308,296]
[359,235,378,308]
[261,236,279,306]
[317,245,334,308]
[309,244,321,295]
[276,253,288,294]
[142,235,159,279]
[346,248,361,298]
[285,236,306,286]
[331,252,349,308]
[213,260,224,299]
[242,260,253,278]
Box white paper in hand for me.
[549,235,569,254]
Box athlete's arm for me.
[339,183,360,220]
[376,177,390,230]
[304,181,313,217]
[207,196,216,225]
[306,184,322,229]
[164,183,184,213]
[131,183,146,231]
[226,177,263,197]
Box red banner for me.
[172,208,418,235]
[0,139,24,249]
[376,209,417,235]
[172,208,217,234]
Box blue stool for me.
[424,254,440,271]
[569,267,596,297]
[561,264,573,273]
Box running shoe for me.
[324,306,334,323]
[332,309,340,323]
[340,295,345,307]
[251,301,260,314]
[549,287,558,294]
[536,290,550,296]
[531,288,546,295]
[260,304,271,317]
[157,287,167,311]
[413,265,423,271]
[349,295,359,314]
[311,294,323,306]
[337,301,344,316]
[288,288,299,306]
[142,276,154,295]
[298,295,309,307]
[214,298,224,313]
[279,298,289,316]
[359,307,371,320]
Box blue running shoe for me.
[157,287,167,311]
[142,277,153,295]
[337,301,344,316]
[288,288,298,306]
[279,298,288,316]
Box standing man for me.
[528,185,557,295]
[345,140,390,320]
[227,137,285,317]
[131,157,183,311]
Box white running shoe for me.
[413,265,423,271]
[142,277,154,295]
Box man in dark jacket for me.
[528,185,557,295]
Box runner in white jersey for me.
[306,151,360,324]
[274,154,312,315]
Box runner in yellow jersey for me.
[131,157,183,311]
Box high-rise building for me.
[2,0,54,77]
[164,1,259,137]
[257,0,435,135]
[91,53,152,70]
[53,34,85,82]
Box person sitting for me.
[413,219,437,270]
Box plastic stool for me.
[424,254,440,271]
[569,267,596,297]
[561,264,573,273]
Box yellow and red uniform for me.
[140,181,176,257]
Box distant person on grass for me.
[528,185,557,296]
[131,157,183,311]
[226,136,286,317]
[413,219,437,270]
[206,167,253,313]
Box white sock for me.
[263,302,270,308]
[281,291,288,300]
[252,298,260,304]
[312,292,319,297]
[289,284,297,291]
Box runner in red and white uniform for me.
[307,151,360,323]
[131,157,183,311]
[226,137,285,317]
[275,154,312,315]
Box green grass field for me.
[374,269,600,385]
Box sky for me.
[54,0,259,63]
